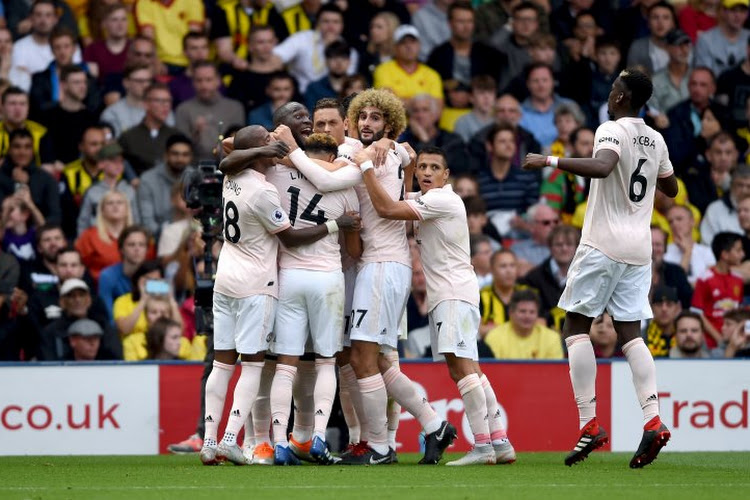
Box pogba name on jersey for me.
[632,135,656,149]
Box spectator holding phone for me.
[113,259,178,338]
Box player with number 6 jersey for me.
[523,68,678,470]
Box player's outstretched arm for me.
[523,150,619,179]
[657,173,678,198]
[218,139,290,176]
[355,150,419,221]
[276,213,362,248]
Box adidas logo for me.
[646,394,658,402]
[379,328,387,336]
[315,409,325,416]
[457,340,466,348]
[494,409,501,417]
[273,419,280,424]
[422,397,428,404]
[590,397,597,404]
[574,299,582,305]
[231,409,241,417]
[205,415,214,423]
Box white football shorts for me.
[428,299,480,362]
[213,292,276,354]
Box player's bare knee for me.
[612,319,641,344]
[214,349,238,365]
[377,354,393,374]
[562,312,595,338]
[239,352,265,363]
[276,354,300,367]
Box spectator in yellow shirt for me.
[484,289,564,359]
[373,24,443,105]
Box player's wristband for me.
[546,156,559,168]
[360,160,374,173]
[325,220,339,234]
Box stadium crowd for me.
[0,0,749,365]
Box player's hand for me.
[372,137,392,166]
[400,142,417,164]
[336,212,362,232]
[273,124,299,150]
[354,149,374,167]
[522,153,547,171]
[259,141,291,160]
[222,136,235,155]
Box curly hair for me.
[347,88,407,140]
[619,68,653,111]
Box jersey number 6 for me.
[629,158,648,203]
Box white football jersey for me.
[582,117,674,265]
[266,163,359,271]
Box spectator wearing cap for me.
[670,311,711,358]
[77,142,139,235]
[118,83,181,176]
[647,29,693,129]
[66,318,104,361]
[373,24,444,105]
[38,278,120,361]
[426,2,506,93]
[138,135,193,239]
[271,4,358,93]
[695,0,750,77]
[644,285,682,358]
[483,289,564,359]
[305,40,352,112]
[716,33,750,129]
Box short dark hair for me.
[513,1,539,17]
[317,3,344,20]
[31,0,56,14]
[36,223,64,246]
[470,75,497,93]
[464,195,487,216]
[324,40,350,59]
[595,35,620,52]
[191,60,218,75]
[123,63,152,79]
[620,67,653,110]
[182,31,209,49]
[711,232,743,261]
[166,134,193,151]
[341,91,359,113]
[525,62,554,82]
[130,259,162,302]
[570,126,593,145]
[2,86,27,104]
[448,0,474,20]
[314,97,345,119]
[486,121,516,144]
[55,245,81,263]
[267,71,296,88]
[548,224,580,247]
[675,310,702,329]
[50,26,76,45]
[509,288,540,311]
[417,146,448,167]
[59,64,85,82]
[117,225,150,251]
[8,128,33,143]
[490,248,515,266]
[145,82,171,98]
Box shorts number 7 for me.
[352,309,368,328]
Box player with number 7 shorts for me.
[355,144,517,466]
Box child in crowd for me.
[1,186,44,263]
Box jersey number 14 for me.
[287,186,327,226]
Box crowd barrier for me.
[1,360,747,456]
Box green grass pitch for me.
[1,452,749,500]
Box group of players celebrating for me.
[199,68,675,469]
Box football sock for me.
[313,358,337,441]
[358,373,389,455]
[340,364,366,442]
[456,373,492,446]
[480,374,508,444]
[242,418,255,449]
[566,334,598,429]
[385,351,402,449]
[457,374,490,446]
[382,366,440,435]
[292,360,316,443]
[622,337,660,426]
[221,361,264,445]
[252,359,275,445]
[203,360,234,445]
[270,363,297,447]
[338,367,360,443]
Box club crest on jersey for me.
[272,209,284,221]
